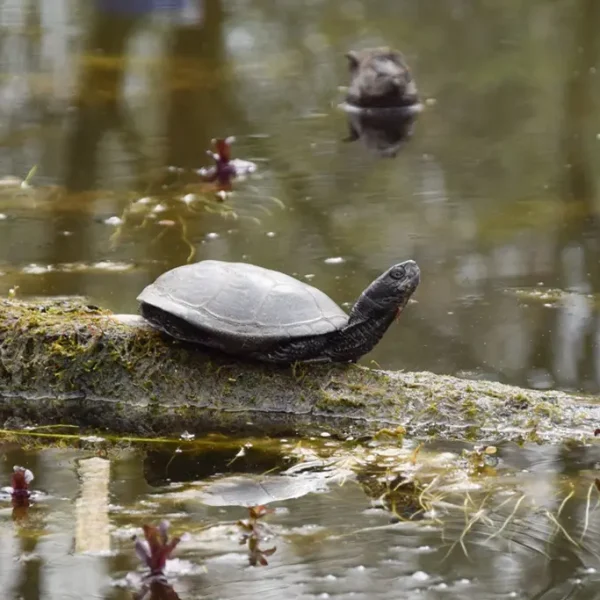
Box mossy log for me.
[0,298,598,444]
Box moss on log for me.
[0,298,598,443]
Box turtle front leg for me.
[254,335,332,364]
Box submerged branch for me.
[0,298,597,443]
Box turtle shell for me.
[137,260,349,351]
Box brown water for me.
[0,1,600,598]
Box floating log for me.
[0,298,597,443]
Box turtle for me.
[137,259,420,364]
[343,47,420,111]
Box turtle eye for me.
[389,266,405,280]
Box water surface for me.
[0,2,599,598]
[2,437,600,600]
[0,0,598,391]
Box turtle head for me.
[350,260,420,322]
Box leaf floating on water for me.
[80,435,105,443]
[195,474,335,508]
[22,263,53,275]
[104,216,124,226]
[506,286,599,309]
[180,193,196,205]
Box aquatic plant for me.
[133,521,183,599]
[237,505,277,566]
[462,445,499,476]
[11,465,34,507]
[134,521,182,577]
[200,137,238,192]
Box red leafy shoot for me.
[11,466,34,507]
[237,505,277,567]
[201,136,237,192]
[134,521,181,579]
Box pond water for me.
[0,0,598,391]
[0,1,599,598]
[2,436,600,600]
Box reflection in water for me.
[0,440,598,599]
[136,580,181,600]
[74,457,110,553]
[64,3,146,193]
[341,106,422,158]
[10,465,34,521]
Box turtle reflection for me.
[342,106,422,158]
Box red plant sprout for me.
[132,521,184,600]
[237,505,277,567]
[201,136,237,191]
[212,137,233,163]
[134,521,182,578]
[11,466,34,507]
[248,505,273,521]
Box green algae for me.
[0,299,599,445]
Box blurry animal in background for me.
[340,47,422,157]
[344,47,420,111]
